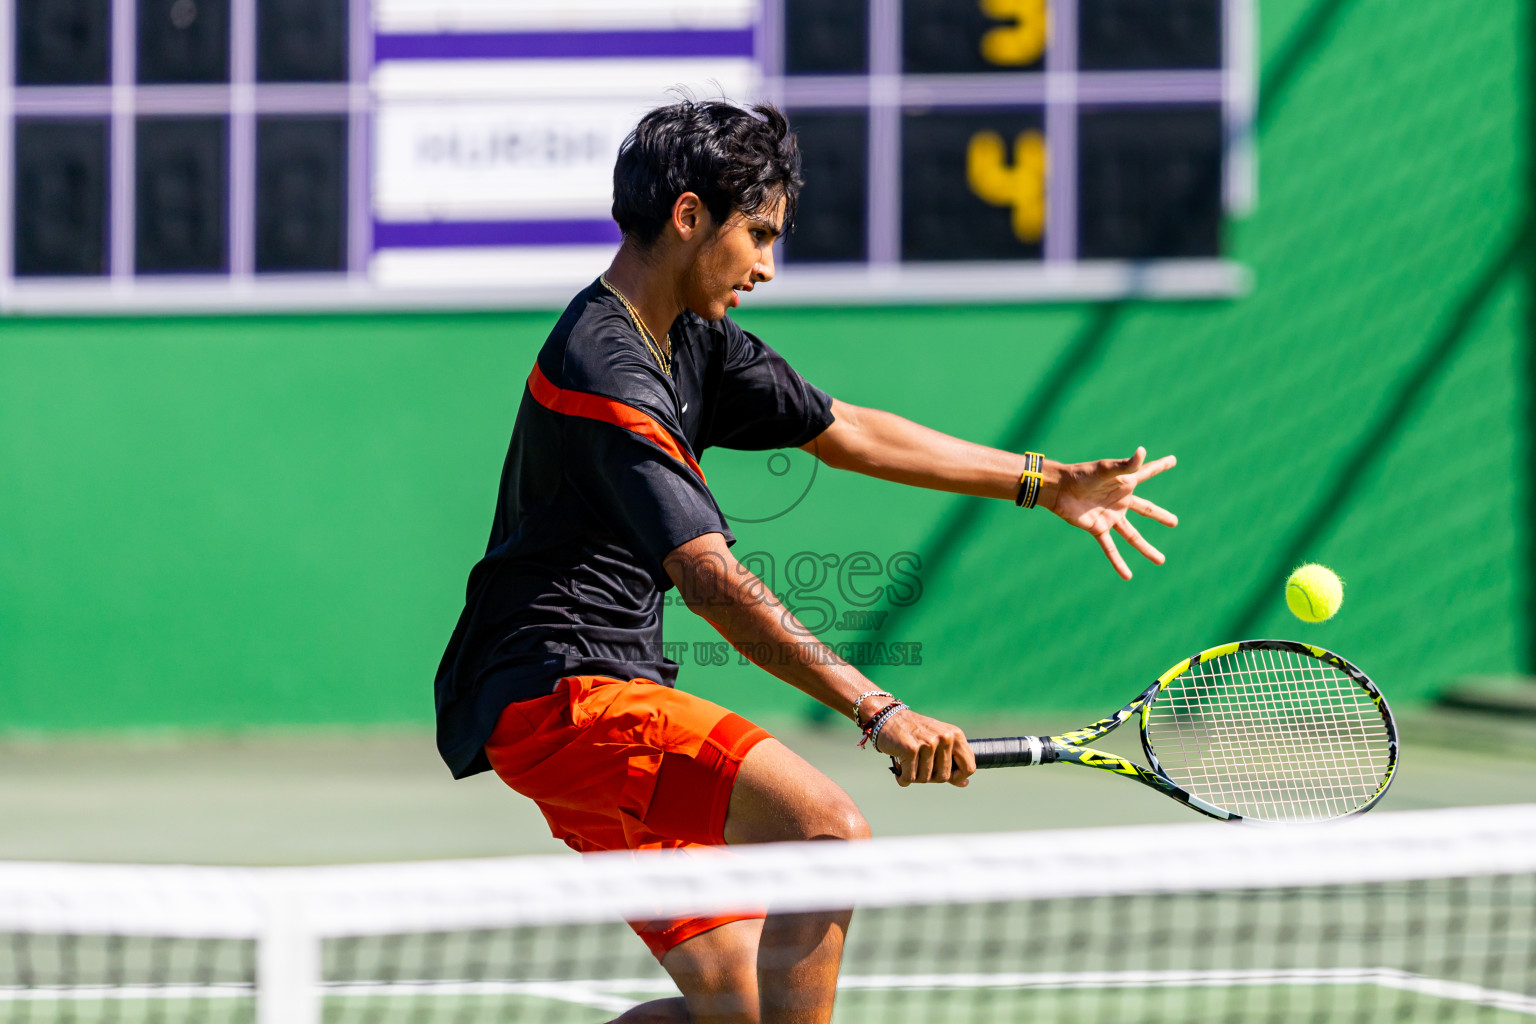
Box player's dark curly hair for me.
[612,100,802,246]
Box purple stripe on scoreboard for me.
[375,28,755,62]
[373,219,622,249]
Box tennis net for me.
[1,803,1532,1023]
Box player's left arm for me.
[802,398,1177,579]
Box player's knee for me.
[727,738,871,844]
[606,996,695,1023]
[834,805,872,842]
[807,795,870,843]
[765,787,868,843]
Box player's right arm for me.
[803,399,1177,580]
[664,531,975,788]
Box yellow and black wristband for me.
[1015,451,1044,508]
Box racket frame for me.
[969,639,1399,824]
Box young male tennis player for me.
[435,100,1177,1024]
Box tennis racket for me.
[901,639,1397,824]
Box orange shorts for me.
[483,675,773,960]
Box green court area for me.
[8,943,1533,1023]
[3,708,1532,1023]
[0,704,1530,864]
[2,705,1532,1022]
[8,984,1532,1024]
[317,978,1533,1024]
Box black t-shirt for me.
[435,280,836,778]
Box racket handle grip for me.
[969,735,1057,768]
[884,735,1057,777]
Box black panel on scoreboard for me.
[783,111,867,263]
[256,116,347,272]
[784,0,867,75]
[1078,106,1221,260]
[903,109,1046,261]
[1079,0,1222,70]
[137,0,229,83]
[904,0,1047,74]
[13,118,108,276]
[135,116,228,273]
[16,0,111,85]
[257,0,348,82]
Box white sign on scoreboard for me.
[370,38,758,290]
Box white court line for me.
[324,979,641,1012]
[840,968,1536,1013]
[326,969,1536,1014]
[0,983,254,1002]
[18,969,1525,1014]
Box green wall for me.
[1,0,1529,732]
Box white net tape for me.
[0,805,1532,1024]
[0,804,1529,937]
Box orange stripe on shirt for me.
[527,363,706,483]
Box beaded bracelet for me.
[858,700,907,749]
[858,700,902,745]
[852,690,894,725]
[1015,451,1044,508]
[867,702,908,753]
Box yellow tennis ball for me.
[1286,564,1344,623]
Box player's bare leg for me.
[608,739,863,1024]
[608,917,762,1023]
[608,998,692,1024]
[728,738,866,1023]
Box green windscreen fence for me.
[0,0,1529,731]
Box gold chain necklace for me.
[599,274,672,376]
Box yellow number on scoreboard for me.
[966,130,1047,243]
[979,0,1049,67]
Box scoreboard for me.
[0,0,1252,312]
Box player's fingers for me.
[897,753,916,787]
[951,736,977,787]
[1129,453,1176,483]
[1133,497,1178,528]
[914,741,936,784]
[1117,445,1146,472]
[1115,519,1166,565]
[932,734,953,784]
[1097,531,1133,580]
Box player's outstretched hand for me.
[875,710,975,788]
[1050,447,1177,580]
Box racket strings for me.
[1162,649,1387,821]
[1144,646,1391,822]
[1175,647,1386,821]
